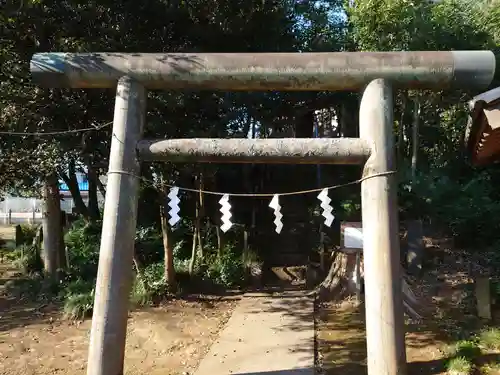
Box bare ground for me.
[316,236,500,375]
[0,261,238,375]
[317,301,450,375]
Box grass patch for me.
[63,290,94,320]
[480,361,500,375]
[446,357,474,375]
[479,328,500,352]
[455,340,482,360]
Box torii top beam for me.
[30,51,496,91]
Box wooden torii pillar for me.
[30,50,496,375]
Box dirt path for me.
[195,290,314,375]
[0,261,238,375]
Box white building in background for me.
[1,172,106,225]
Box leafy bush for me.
[60,278,94,298]
[135,226,164,264]
[174,258,191,274]
[479,328,500,351]
[5,274,58,300]
[205,245,246,288]
[445,356,473,375]
[63,289,94,320]
[131,262,169,306]
[453,340,482,361]
[142,262,169,293]
[11,244,43,275]
[15,224,38,246]
[399,169,500,248]
[64,219,101,281]
[173,239,190,261]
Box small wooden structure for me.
[465,89,500,320]
[341,221,363,301]
[475,277,492,321]
[466,86,500,164]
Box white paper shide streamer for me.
[317,188,334,227]
[269,194,283,234]
[168,186,181,227]
[219,194,233,233]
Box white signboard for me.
[342,222,363,250]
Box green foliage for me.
[131,262,169,306]
[60,278,95,299]
[453,341,482,361]
[15,224,37,246]
[1,0,500,326]
[205,244,246,288]
[242,247,262,267]
[63,289,94,320]
[479,328,500,351]
[399,168,500,247]
[480,361,500,375]
[445,356,473,375]
[347,0,500,251]
[64,218,101,281]
[11,243,43,275]
[5,273,59,300]
[135,226,164,264]
[347,0,494,52]
[173,239,190,261]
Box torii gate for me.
[30,51,496,375]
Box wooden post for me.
[355,250,361,302]
[406,219,424,276]
[86,77,146,375]
[475,277,492,321]
[359,79,407,375]
[15,224,23,247]
[42,174,64,276]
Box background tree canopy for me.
[1,0,500,308]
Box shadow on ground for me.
[0,289,242,333]
[316,301,461,375]
[234,369,314,375]
[316,286,500,375]
[244,285,313,333]
[0,296,60,332]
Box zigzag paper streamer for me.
[269,194,283,234]
[168,187,181,227]
[317,188,334,227]
[219,194,233,233]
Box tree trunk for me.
[316,250,425,319]
[197,174,204,258]
[58,210,67,269]
[42,174,65,277]
[316,250,360,302]
[336,96,359,138]
[96,173,106,197]
[212,173,224,257]
[133,248,147,293]
[188,230,198,275]
[243,230,249,260]
[87,164,101,221]
[216,225,223,257]
[411,98,420,183]
[398,93,407,166]
[188,172,202,275]
[160,198,176,291]
[60,160,89,218]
